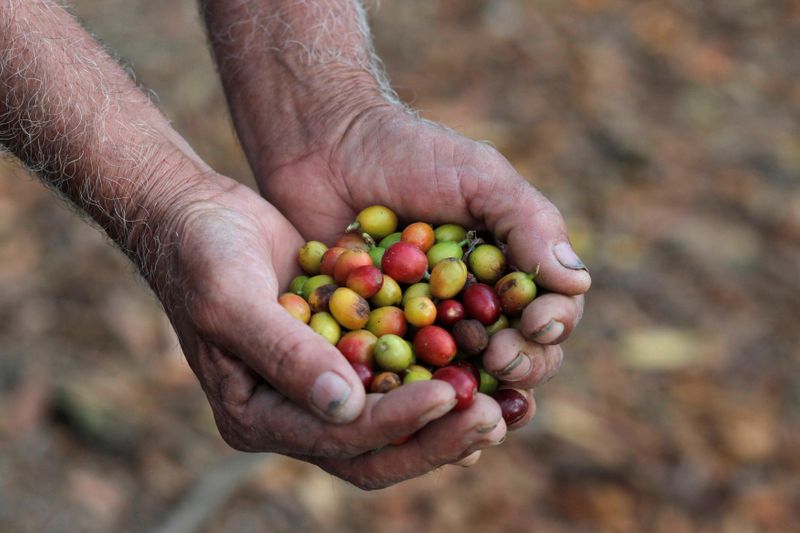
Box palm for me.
[263,109,489,244]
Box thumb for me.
[465,157,591,295]
[220,299,366,424]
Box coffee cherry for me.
[307,283,337,313]
[468,244,507,284]
[486,314,510,336]
[492,389,529,425]
[434,223,468,243]
[401,282,431,306]
[351,362,374,390]
[413,326,458,367]
[378,232,403,248]
[381,242,428,284]
[310,312,341,345]
[370,275,402,307]
[463,283,501,326]
[453,360,481,383]
[335,232,370,251]
[333,249,373,285]
[374,334,414,372]
[352,205,398,239]
[433,366,478,411]
[401,222,435,252]
[302,274,335,298]
[346,265,383,298]
[436,299,466,328]
[495,272,537,316]
[366,306,407,337]
[451,319,489,357]
[429,257,468,299]
[405,340,417,364]
[404,296,437,328]
[298,241,328,275]
[403,364,433,384]
[278,293,311,323]
[368,246,385,267]
[337,329,378,368]
[426,241,463,267]
[329,287,370,330]
[370,371,401,393]
[320,247,347,276]
[289,275,308,296]
[478,366,499,394]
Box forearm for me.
[200,0,395,177]
[0,1,215,277]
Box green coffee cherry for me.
[478,367,499,394]
[486,314,510,336]
[298,241,328,275]
[375,334,414,372]
[426,241,463,268]
[434,224,467,243]
[370,276,402,307]
[401,282,431,306]
[403,364,433,384]
[289,275,309,296]
[468,244,507,284]
[368,246,386,267]
[302,274,335,297]
[310,312,341,345]
[379,232,403,248]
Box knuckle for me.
[265,328,308,379]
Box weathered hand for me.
[152,176,504,489]
[258,105,590,428]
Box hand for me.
[258,104,590,430]
[151,175,505,489]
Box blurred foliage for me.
[1,0,799,531]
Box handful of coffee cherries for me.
[279,206,535,429]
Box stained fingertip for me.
[553,242,588,272]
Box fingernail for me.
[497,351,533,381]
[554,242,587,271]
[418,398,458,425]
[474,421,500,434]
[530,319,564,344]
[310,372,352,418]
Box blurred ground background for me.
[1,0,799,531]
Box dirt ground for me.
[1,1,799,531]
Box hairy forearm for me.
[0,1,213,274]
[200,0,396,176]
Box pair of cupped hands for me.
[163,103,589,490]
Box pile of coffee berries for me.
[280,206,534,426]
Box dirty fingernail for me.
[554,242,587,271]
[497,351,533,381]
[530,320,565,344]
[310,371,353,419]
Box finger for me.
[462,156,590,295]
[236,380,457,457]
[313,394,506,490]
[220,299,367,424]
[453,450,482,467]
[502,388,537,431]
[519,293,585,345]
[482,328,564,389]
